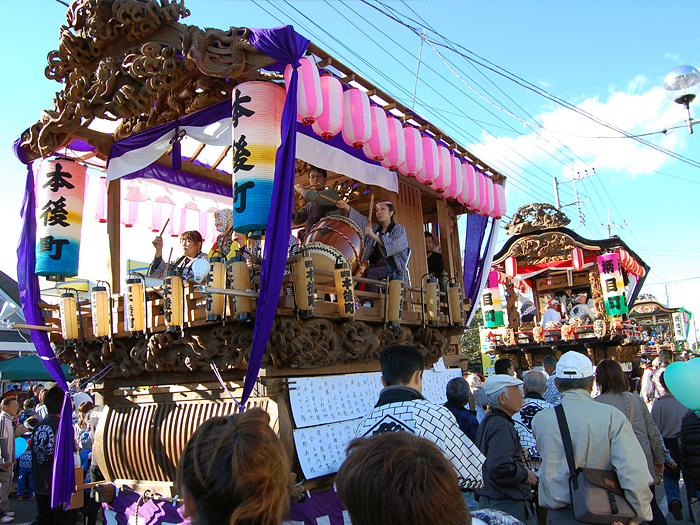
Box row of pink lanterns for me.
[285,58,506,219]
[94,177,220,241]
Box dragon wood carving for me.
[59,318,450,379]
[505,203,571,236]
[22,0,273,159]
[506,232,576,261]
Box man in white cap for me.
[475,374,538,525]
[532,351,653,524]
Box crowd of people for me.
[168,346,700,525]
[0,382,103,525]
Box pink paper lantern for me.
[380,115,406,171]
[476,173,490,216]
[341,88,371,149]
[445,154,462,200]
[571,247,584,271]
[492,183,506,219]
[399,125,423,177]
[362,105,390,161]
[122,201,138,228]
[151,197,175,233]
[94,176,107,223]
[312,74,344,139]
[432,144,452,192]
[415,135,439,185]
[485,177,496,216]
[284,57,322,125]
[458,161,478,207]
[505,256,518,279]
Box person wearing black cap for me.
[293,166,341,232]
[424,231,444,278]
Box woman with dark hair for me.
[337,432,472,525]
[595,359,666,524]
[336,200,409,293]
[176,408,291,525]
[149,230,209,281]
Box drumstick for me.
[367,195,375,224]
[318,193,343,205]
[158,218,170,239]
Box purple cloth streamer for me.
[467,217,497,312]
[124,162,232,198]
[103,489,189,525]
[108,99,231,164]
[13,138,75,508]
[463,212,489,307]
[240,26,309,404]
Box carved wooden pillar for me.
[588,264,605,320]
[504,280,520,329]
[107,180,121,293]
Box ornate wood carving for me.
[504,204,570,235]
[21,0,274,159]
[507,233,576,261]
[59,318,449,379]
[504,280,520,329]
[588,263,606,320]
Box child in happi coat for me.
[17,417,37,501]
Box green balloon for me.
[664,358,700,410]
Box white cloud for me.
[468,83,690,182]
[665,53,681,62]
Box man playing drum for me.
[293,166,341,231]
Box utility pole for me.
[552,163,594,230]
[601,208,626,238]
[664,283,670,306]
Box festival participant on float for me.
[208,209,237,259]
[293,166,341,232]
[176,408,291,525]
[336,200,409,292]
[149,230,209,281]
[540,299,561,326]
[569,293,594,325]
[424,231,444,278]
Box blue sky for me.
[2,1,700,341]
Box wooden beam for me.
[189,142,206,163]
[211,145,232,170]
[106,180,121,293]
[436,198,454,278]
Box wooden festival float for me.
[14,0,507,505]
[629,295,692,353]
[481,203,651,372]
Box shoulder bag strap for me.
[555,404,577,478]
[628,392,635,423]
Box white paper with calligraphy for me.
[293,418,363,479]
[289,369,464,429]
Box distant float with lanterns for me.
[480,202,655,371]
[11,0,506,508]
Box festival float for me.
[629,294,692,354]
[479,203,650,372]
[12,1,507,521]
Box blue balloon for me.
[14,438,27,459]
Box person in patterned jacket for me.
[512,371,552,471]
[356,344,485,501]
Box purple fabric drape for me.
[467,217,497,310]
[463,213,489,303]
[240,26,310,404]
[13,139,75,507]
[108,99,231,164]
[124,162,233,197]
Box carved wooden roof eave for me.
[17,0,509,191]
[629,301,679,317]
[492,227,648,268]
[492,229,603,267]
